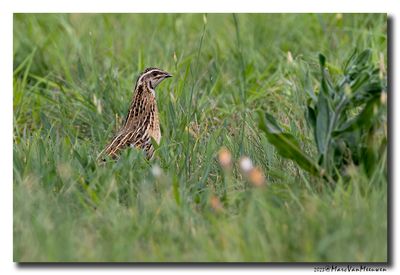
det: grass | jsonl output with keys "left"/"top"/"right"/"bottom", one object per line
{"left": 13, "top": 13, "right": 387, "bottom": 262}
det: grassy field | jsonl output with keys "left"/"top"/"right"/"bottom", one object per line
{"left": 13, "top": 14, "right": 387, "bottom": 262}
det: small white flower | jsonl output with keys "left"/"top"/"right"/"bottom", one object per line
{"left": 239, "top": 156, "right": 253, "bottom": 173}
{"left": 151, "top": 164, "right": 162, "bottom": 178}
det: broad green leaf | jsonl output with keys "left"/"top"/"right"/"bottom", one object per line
{"left": 333, "top": 97, "right": 379, "bottom": 136}
{"left": 261, "top": 112, "right": 283, "bottom": 133}
{"left": 304, "top": 70, "right": 317, "bottom": 102}
{"left": 318, "top": 53, "right": 326, "bottom": 68}
{"left": 306, "top": 106, "right": 316, "bottom": 130}
{"left": 315, "top": 91, "right": 330, "bottom": 154}
{"left": 350, "top": 78, "right": 383, "bottom": 106}
{"left": 258, "top": 111, "right": 320, "bottom": 176}
{"left": 350, "top": 71, "right": 370, "bottom": 92}
{"left": 355, "top": 49, "right": 372, "bottom": 66}
{"left": 319, "top": 53, "right": 335, "bottom": 97}
{"left": 343, "top": 49, "right": 358, "bottom": 73}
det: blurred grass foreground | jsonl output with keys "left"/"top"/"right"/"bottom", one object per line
{"left": 13, "top": 14, "right": 387, "bottom": 262}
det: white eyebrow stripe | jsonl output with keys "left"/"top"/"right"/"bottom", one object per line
{"left": 137, "top": 69, "right": 161, "bottom": 83}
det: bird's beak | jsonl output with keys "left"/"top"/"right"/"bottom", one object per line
{"left": 165, "top": 73, "right": 173, "bottom": 78}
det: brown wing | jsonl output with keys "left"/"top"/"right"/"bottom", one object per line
{"left": 100, "top": 122, "right": 154, "bottom": 160}
{"left": 101, "top": 128, "right": 152, "bottom": 159}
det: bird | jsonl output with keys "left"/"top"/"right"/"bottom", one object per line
{"left": 99, "top": 67, "right": 172, "bottom": 161}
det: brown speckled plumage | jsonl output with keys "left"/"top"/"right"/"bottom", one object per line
{"left": 100, "top": 67, "right": 171, "bottom": 160}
